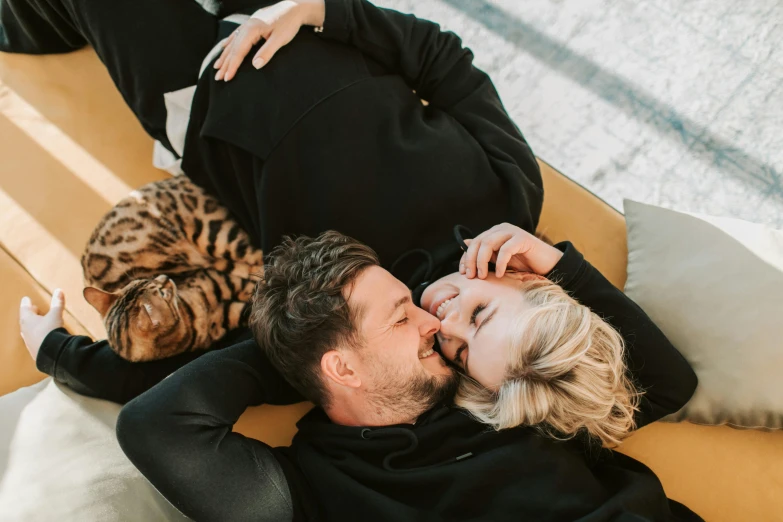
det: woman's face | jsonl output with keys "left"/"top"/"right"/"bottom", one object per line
{"left": 420, "top": 271, "right": 542, "bottom": 389}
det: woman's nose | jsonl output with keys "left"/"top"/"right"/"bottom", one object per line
{"left": 439, "top": 309, "right": 467, "bottom": 338}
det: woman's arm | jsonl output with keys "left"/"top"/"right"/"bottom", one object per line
{"left": 546, "top": 242, "right": 699, "bottom": 429}
{"left": 116, "top": 340, "right": 305, "bottom": 521}
{"left": 215, "top": 0, "right": 543, "bottom": 231}
{"left": 316, "top": 0, "right": 542, "bottom": 229}
{"left": 318, "top": 0, "right": 496, "bottom": 107}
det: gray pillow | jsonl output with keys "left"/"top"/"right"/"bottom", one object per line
{"left": 623, "top": 199, "right": 783, "bottom": 429}
{"left": 0, "top": 379, "right": 190, "bottom": 521}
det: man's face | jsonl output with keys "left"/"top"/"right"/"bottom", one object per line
{"left": 346, "top": 266, "right": 457, "bottom": 416}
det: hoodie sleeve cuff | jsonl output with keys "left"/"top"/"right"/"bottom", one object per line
{"left": 36, "top": 327, "right": 71, "bottom": 377}
{"left": 544, "top": 241, "right": 588, "bottom": 291}
{"left": 320, "top": 0, "right": 352, "bottom": 40}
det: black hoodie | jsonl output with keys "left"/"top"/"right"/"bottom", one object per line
{"left": 39, "top": 243, "right": 701, "bottom": 521}
{"left": 180, "top": 0, "right": 543, "bottom": 274}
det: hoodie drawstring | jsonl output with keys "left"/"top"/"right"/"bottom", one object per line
{"left": 390, "top": 225, "right": 497, "bottom": 306}
{"left": 361, "top": 427, "right": 474, "bottom": 471}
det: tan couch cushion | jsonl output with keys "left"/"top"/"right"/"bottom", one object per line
{"left": 2, "top": 47, "right": 781, "bottom": 522}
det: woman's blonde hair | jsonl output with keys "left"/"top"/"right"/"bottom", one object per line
{"left": 454, "top": 277, "right": 641, "bottom": 447}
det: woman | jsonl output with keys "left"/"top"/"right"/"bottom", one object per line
{"left": 422, "top": 223, "right": 647, "bottom": 447}
{"left": 412, "top": 222, "right": 638, "bottom": 446}
{"left": 212, "top": 0, "right": 685, "bottom": 448}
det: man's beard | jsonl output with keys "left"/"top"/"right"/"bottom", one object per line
{"left": 366, "top": 364, "right": 459, "bottom": 422}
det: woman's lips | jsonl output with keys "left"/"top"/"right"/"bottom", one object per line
{"left": 429, "top": 293, "right": 458, "bottom": 317}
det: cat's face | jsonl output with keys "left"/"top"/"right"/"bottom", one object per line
{"left": 84, "top": 275, "right": 188, "bottom": 361}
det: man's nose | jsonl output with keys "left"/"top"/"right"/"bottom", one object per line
{"left": 416, "top": 305, "right": 441, "bottom": 336}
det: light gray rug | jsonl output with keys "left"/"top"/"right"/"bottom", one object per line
{"left": 377, "top": 0, "right": 783, "bottom": 228}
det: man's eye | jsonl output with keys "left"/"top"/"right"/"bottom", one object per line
{"left": 455, "top": 343, "right": 468, "bottom": 368}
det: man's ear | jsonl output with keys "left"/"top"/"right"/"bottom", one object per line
{"left": 321, "top": 350, "right": 362, "bottom": 389}
{"left": 83, "top": 287, "right": 119, "bottom": 317}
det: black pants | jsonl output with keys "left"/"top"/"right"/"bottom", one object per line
{"left": 0, "top": 0, "right": 219, "bottom": 152}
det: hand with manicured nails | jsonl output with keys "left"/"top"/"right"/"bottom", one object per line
{"left": 19, "top": 289, "right": 65, "bottom": 361}
{"left": 459, "top": 223, "right": 564, "bottom": 280}
{"left": 213, "top": 0, "right": 326, "bottom": 82}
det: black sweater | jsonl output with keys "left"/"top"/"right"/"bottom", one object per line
{"left": 180, "top": 0, "right": 543, "bottom": 273}
{"left": 38, "top": 243, "right": 701, "bottom": 521}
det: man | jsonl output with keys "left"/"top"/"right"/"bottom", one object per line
{"left": 21, "top": 231, "right": 701, "bottom": 521}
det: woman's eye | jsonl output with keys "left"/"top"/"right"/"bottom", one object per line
{"left": 470, "top": 304, "right": 487, "bottom": 326}
{"left": 396, "top": 317, "right": 409, "bottom": 326}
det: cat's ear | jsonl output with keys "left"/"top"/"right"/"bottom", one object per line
{"left": 83, "top": 287, "right": 119, "bottom": 316}
{"left": 154, "top": 274, "right": 176, "bottom": 300}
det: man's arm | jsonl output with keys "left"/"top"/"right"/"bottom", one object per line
{"left": 546, "top": 242, "right": 699, "bottom": 429}
{"left": 20, "top": 289, "right": 301, "bottom": 406}
{"left": 21, "top": 293, "right": 308, "bottom": 520}
{"left": 116, "top": 339, "right": 304, "bottom": 521}
{"left": 19, "top": 290, "right": 197, "bottom": 404}
{"left": 34, "top": 325, "right": 304, "bottom": 405}
{"left": 36, "top": 328, "right": 208, "bottom": 404}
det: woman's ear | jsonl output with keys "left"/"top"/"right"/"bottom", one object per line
{"left": 504, "top": 271, "right": 548, "bottom": 283}
{"left": 321, "top": 350, "right": 362, "bottom": 389}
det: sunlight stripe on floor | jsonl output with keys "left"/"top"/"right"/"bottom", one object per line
{"left": 0, "top": 83, "right": 132, "bottom": 205}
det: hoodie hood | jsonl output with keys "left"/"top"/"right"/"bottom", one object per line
{"left": 293, "top": 405, "right": 477, "bottom": 473}
{"left": 285, "top": 405, "right": 689, "bottom": 522}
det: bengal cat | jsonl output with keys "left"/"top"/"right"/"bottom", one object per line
{"left": 81, "top": 176, "right": 263, "bottom": 362}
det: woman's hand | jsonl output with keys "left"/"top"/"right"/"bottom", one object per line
{"left": 214, "top": 0, "right": 326, "bottom": 82}
{"left": 460, "top": 223, "right": 564, "bottom": 279}
{"left": 19, "top": 290, "right": 65, "bottom": 361}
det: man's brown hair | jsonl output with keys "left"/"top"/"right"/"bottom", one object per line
{"left": 249, "top": 231, "right": 380, "bottom": 406}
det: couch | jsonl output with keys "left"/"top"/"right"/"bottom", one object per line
{"left": 1, "top": 48, "right": 781, "bottom": 521}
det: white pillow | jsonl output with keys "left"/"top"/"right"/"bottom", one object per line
{"left": 0, "top": 379, "right": 190, "bottom": 521}
{"left": 623, "top": 199, "right": 783, "bottom": 429}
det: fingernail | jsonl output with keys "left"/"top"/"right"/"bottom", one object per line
{"left": 21, "top": 296, "right": 31, "bottom": 306}
{"left": 253, "top": 58, "right": 265, "bottom": 69}
{"left": 459, "top": 263, "right": 465, "bottom": 273}
{"left": 215, "top": 70, "right": 223, "bottom": 81}
{"left": 213, "top": 62, "right": 220, "bottom": 69}
{"left": 466, "top": 268, "right": 472, "bottom": 277}
{"left": 54, "top": 288, "right": 62, "bottom": 298}
{"left": 478, "top": 269, "right": 484, "bottom": 278}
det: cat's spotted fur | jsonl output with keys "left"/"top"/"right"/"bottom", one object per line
{"left": 82, "top": 177, "right": 262, "bottom": 362}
